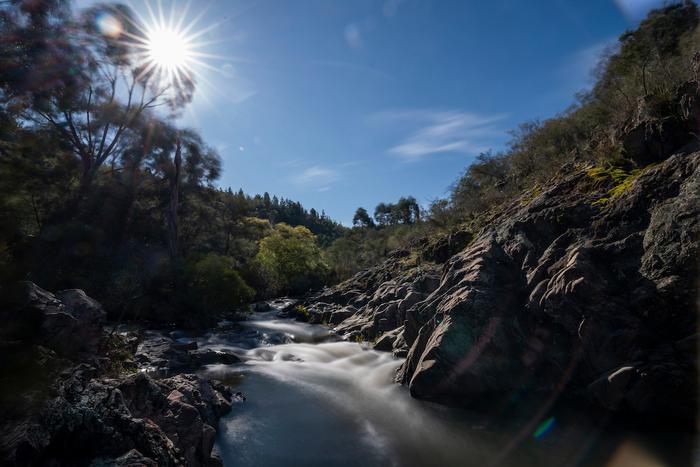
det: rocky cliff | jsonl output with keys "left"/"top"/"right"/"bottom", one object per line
{"left": 303, "top": 149, "right": 699, "bottom": 423}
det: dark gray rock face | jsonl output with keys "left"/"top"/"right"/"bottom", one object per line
{"left": 621, "top": 81, "right": 700, "bottom": 166}
{"left": 306, "top": 151, "right": 699, "bottom": 421}
{"left": 0, "top": 282, "right": 106, "bottom": 358}
{"left": 399, "top": 234, "right": 525, "bottom": 404}
{"left": 419, "top": 229, "right": 473, "bottom": 264}
{"left": 303, "top": 261, "right": 440, "bottom": 350}
{"left": 1, "top": 366, "right": 234, "bottom": 466}
{"left": 90, "top": 449, "right": 159, "bottom": 466}
{"left": 55, "top": 289, "right": 107, "bottom": 352}
{"left": 400, "top": 152, "right": 699, "bottom": 419}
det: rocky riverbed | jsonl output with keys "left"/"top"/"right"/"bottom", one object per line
{"left": 0, "top": 284, "right": 696, "bottom": 466}
{"left": 1, "top": 152, "right": 697, "bottom": 466}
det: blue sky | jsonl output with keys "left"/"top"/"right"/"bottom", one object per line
{"left": 79, "top": 0, "right": 668, "bottom": 224}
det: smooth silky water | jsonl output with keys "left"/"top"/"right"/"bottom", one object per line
{"left": 192, "top": 301, "right": 693, "bottom": 467}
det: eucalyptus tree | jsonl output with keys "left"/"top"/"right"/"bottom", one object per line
{"left": 352, "top": 207, "right": 374, "bottom": 228}
{"left": 1, "top": 2, "right": 195, "bottom": 199}
{"left": 142, "top": 121, "right": 220, "bottom": 259}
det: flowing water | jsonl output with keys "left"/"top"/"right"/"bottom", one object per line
{"left": 189, "top": 300, "right": 694, "bottom": 467}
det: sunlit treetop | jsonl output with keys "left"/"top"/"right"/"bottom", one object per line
{"left": 90, "top": 0, "right": 221, "bottom": 112}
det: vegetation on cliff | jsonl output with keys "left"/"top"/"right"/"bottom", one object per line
{"left": 326, "top": 1, "right": 700, "bottom": 280}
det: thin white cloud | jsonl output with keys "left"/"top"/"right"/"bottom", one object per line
{"left": 344, "top": 23, "right": 363, "bottom": 49}
{"left": 373, "top": 109, "right": 506, "bottom": 162}
{"left": 293, "top": 165, "right": 341, "bottom": 192}
{"left": 383, "top": 0, "right": 406, "bottom": 18}
{"left": 614, "top": 0, "right": 666, "bottom": 21}
{"left": 560, "top": 37, "right": 618, "bottom": 93}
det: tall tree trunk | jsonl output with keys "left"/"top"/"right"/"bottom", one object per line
{"left": 117, "top": 170, "right": 139, "bottom": 244}
{"left": 167, "top": 138, "right": 182, "bottom": 260}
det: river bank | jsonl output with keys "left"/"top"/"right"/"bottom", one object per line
{"left": 1, "top": 287, "right": 696, "bottom": 466}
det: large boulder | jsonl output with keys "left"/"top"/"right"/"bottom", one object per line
{"left": 620, "top": 81, "right": 700, "bottom": 165}
{"left": 398, "top": 235, "right": 524, "bottom": 404}
{"left": 0, "top": 282, "right": 106, "bottom": 358}
{"left": 0, "top": 281, "right": 63, "bottom": 341}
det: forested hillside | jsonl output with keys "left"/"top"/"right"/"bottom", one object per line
{"left": 0, "top": 1, "right": 344, "bottom": 326}
{"left": 326, "top": 0, "right": 700, "bottom": 280}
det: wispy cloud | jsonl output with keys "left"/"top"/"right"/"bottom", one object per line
{"left": 293, "top": 165, "right": 341, "bottom": 192}
{"left": 344, "top": 0, "right": 404, "bottom": 51}
{"left": 613, "top": 0, "right": 665, "bottom": 21}
{"left": 344, "top": 23, "right": 363, "bottom": 49}
{"left": 383, "top": 0, "right": 407, "bottom": 18}
{"left": 372, "top": 109, "right": 507, "bottom": 162}
{"left": 559, "top": 37, "right": 618, "bottom": 94}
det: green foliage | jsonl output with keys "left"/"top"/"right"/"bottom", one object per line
{"left": 255, "top": 223, "right": 330, "bottom": 296}
{"left": 185, "top": 254, "right": 255, "bottom": 311}
{"left": 352, "top": 207, "right": 374, "bottom": 228}
{"left": 325, "top": 222, "right": 431, "bottom": 282}
{"left": 443, "top": 1, "right": 699, "bottom": 222}
{"left": 102, "top": 333, "right": 137, "bottom": 377}
{"left": 324, "top": 3, "right": 700, "bottom": 278}
{"left": 587, "top": 165, "right": 650, "bottom": 206}
{"left": 295, "top": 304, "right": 310, "bottom": 318}
{"left": 373, "top": 197, "right": 421, "bottom": 226}
{"left": 587, "top": 166, "right": 627, "bottom": 183}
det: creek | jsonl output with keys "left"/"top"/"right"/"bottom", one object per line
{"left": 183, "top": 300, "right": 689, "bottom": 467}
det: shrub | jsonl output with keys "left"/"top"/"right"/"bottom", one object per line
{"left": 255, "top": 223, "right": 329, "bottom": 296}
{"left": 295, "top": 304, "right": 310, "bottom": 318}
{"left": 185, "top": 253, "right": 255, "bottom": 313}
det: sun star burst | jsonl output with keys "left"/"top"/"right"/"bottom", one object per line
{"left": 92, "top": 0, "right": 244, "bottom": 118}
{"left": 146, "top": 26, "right": 192, "bottom": 73}
{"left": 95, "top": 1, "right": 227, "bottom": 95}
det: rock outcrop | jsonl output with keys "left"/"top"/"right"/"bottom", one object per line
{"left": 0, "top": 283, "right": 237, "bottom": 466}
{"left": 2, "top": 366, "right": 235, "bottom": 466}
{"left": 300, "top": 252, "right": 441, "bottom": 356}
{"left": 1, "top": 282, "right": 106, "bottom": 358}
{"left": 135, "top": 332, "right": 240, "bottom": 374}
{"left": 306, "top": 150, "right": 699, "bottom": 422}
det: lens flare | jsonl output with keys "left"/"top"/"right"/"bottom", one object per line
{"left": 533, "top": 416, "right": 556, "bottom": 439}
{"left": 96, "top": 12, "right": 123, "bottom": 38}
{"left": 93, "top": 0, "right": 243, "bottom": 116}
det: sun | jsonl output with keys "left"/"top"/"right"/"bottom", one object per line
{"left": 93, "top": 0, "right": 236, "bottom": 112}
{"left": 146, "top": 26, "right": 192, "bottom": 71}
